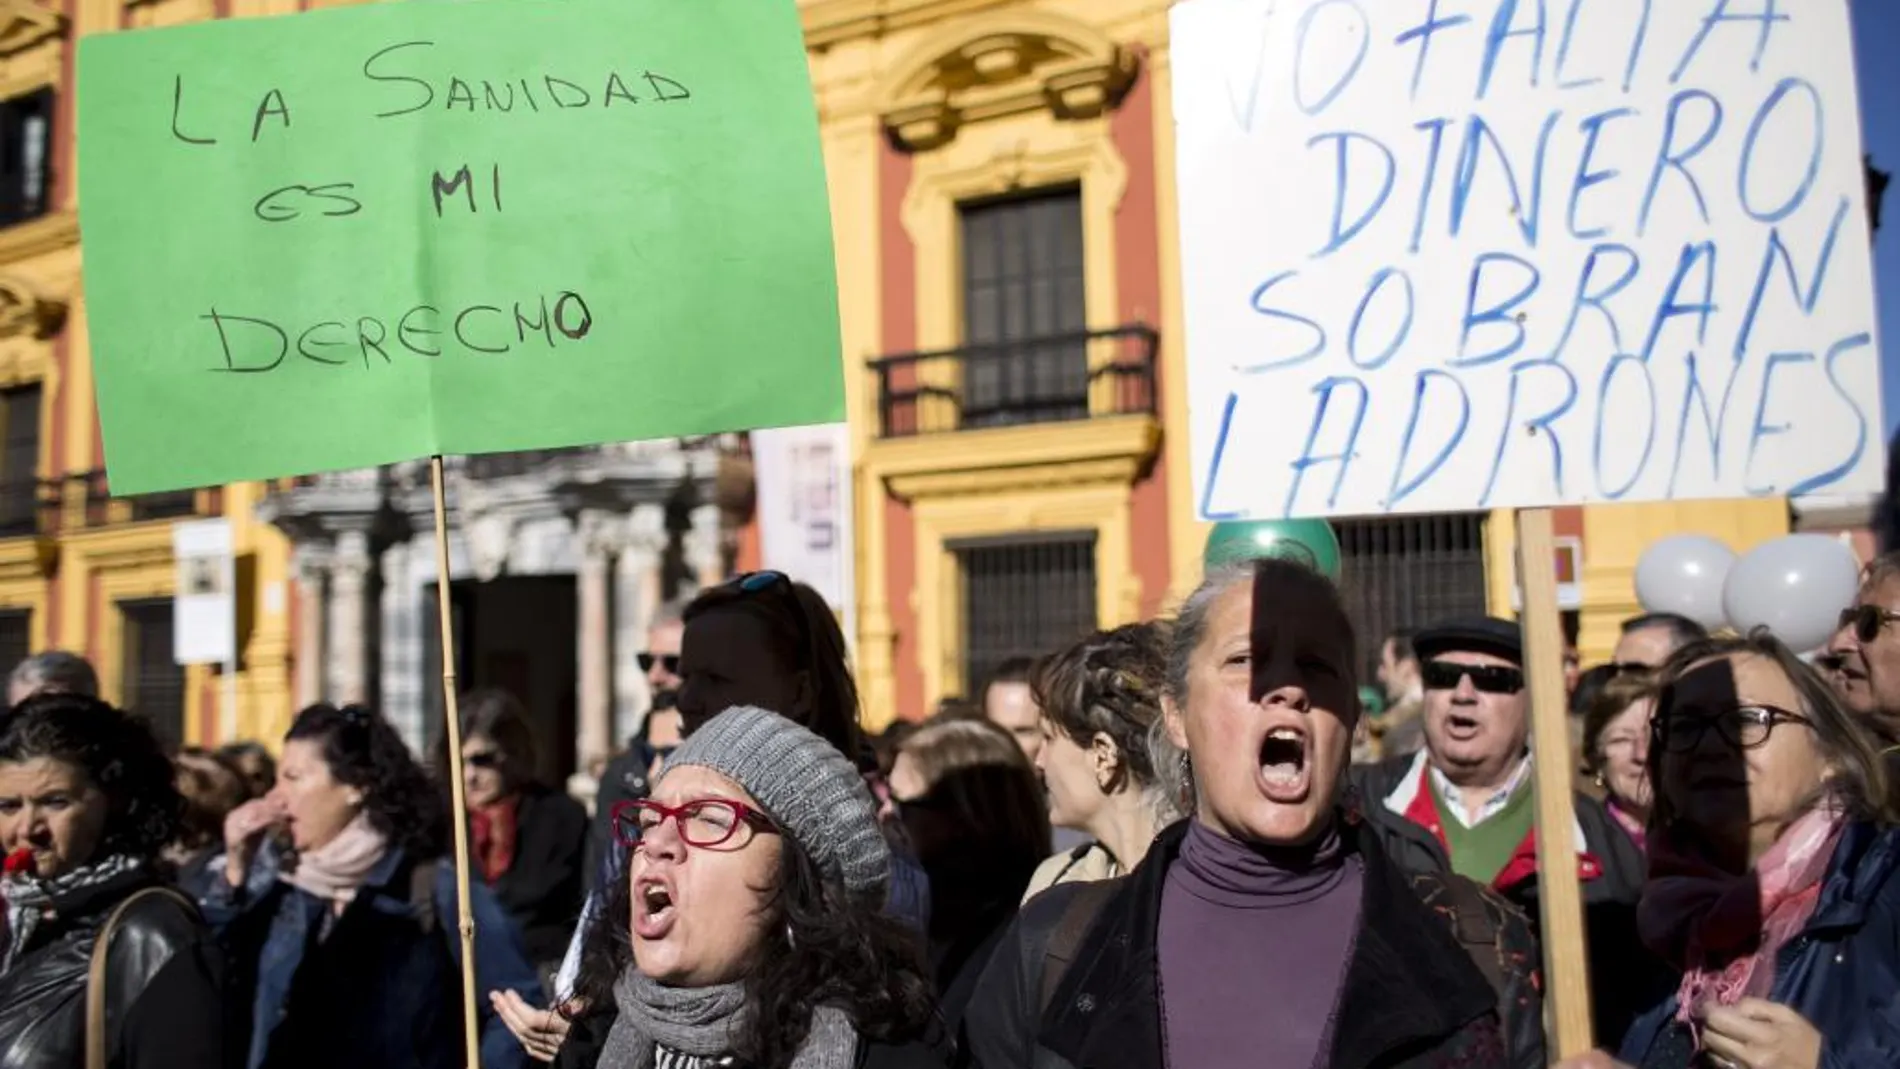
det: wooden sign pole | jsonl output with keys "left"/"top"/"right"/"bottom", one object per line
{"left": 430, "top": 455, "right": 482, "bottom": 1068}
{"left": 1516, "top": 506, "right": 1594, "bottom": 1060}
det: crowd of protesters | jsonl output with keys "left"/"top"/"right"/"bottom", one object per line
{"left": 0, "top": 548, "right": 1896, "bottom": 1069}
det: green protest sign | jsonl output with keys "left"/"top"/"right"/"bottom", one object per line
{"left": 78, "top": 0, "right": 841, "bottom": 495}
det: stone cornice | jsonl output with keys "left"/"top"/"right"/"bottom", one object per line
{"left": 801, "top": 0, "right": 1013, "bottom": 51}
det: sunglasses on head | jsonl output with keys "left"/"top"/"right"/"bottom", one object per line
{"left": 637, "top": 652, "right": 681, "bottom": 675}
{"left": 1839, "top": 604, "right": 1900, "bottom": 644}
{"left": 1421, "top": 660, "right": 1525, "bottom": 694}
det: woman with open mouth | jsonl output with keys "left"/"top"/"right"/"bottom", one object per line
{"left": 553, "top": 705, "right": 946, "bottom": 1069}
{"left": 961, "top": 556, "right": 1544, "bottom": 1069}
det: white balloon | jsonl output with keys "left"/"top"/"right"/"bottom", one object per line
{"left": 1722, "top": 535, "right": 1864, "bottom": 652}
{"left": 1634, "top": 535, "right": 1736, "bottom": 630}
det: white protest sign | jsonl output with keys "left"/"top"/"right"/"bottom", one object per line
{"left": 173, "top": 518, "right": 235, "bottom": 665}
{"left": 752, "top": 424, "right": 856, "bottom": 654}
{"left": 1173, "top": 0, "right": 1884, "bottom": 520}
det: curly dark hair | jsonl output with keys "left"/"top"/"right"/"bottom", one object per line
{"left": 1032, "top": 622, "right": 1173, "bottom": 791}
{"left": 0, "top": 693, "right": 181, "bottom": 862}
{"left": 284, "top": 703, "right": 447, "bottom": 860}
{"left": 568, "top": 834, "right": 938, "bottom": 1068}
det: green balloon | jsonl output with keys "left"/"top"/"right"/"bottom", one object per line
{"left": 1203, "top": 519, "right": 1342, "bottom": 578}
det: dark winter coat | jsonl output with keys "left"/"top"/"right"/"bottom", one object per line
{"left": 960, "top": 815, "right": 1545, "bottom": 1069}
{"left": 483, "top": 784, "right": 590, "bottom": 967}
{"left": 200, "top": 842, "right": 543, "bottom": 1069}
{"left": 1351, "top": 754, "right": 1670, "bottom": 1048}
{"left": 1620, "top": 821, "right": 1900, "bottom": 1069}
{"left": 0, "top": 872, "right": 223, "bottom": 1069}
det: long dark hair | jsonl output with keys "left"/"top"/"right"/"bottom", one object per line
{"left": 0, "top": 693, "right": 180, "bottom": 863}
{"left": 683, "top": 574, "right": 864, "bottom": 762}
{"left": 285, "top": 703, "right": 447, "bottom": 860}
{"left": 567, "top": 835, "right": 937, "bottom": 1067}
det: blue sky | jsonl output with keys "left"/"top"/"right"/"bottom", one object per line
{"left": 1853, "top": 0, "right": 1900, "bottom": 435}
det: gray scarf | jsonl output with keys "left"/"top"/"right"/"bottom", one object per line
{"left": 600, "top": 968, "right": 860, "bottom": 1069}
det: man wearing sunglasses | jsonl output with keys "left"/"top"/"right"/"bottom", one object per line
{"left": 1355, "top": 617, "right": 1651, "bottom": 1043}
{"left": 1822, "top": 555, "right": 1900, "bottom": 748}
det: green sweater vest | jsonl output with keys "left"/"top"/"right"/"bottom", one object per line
{"left": 1430, "top": 774, "right": 1535, "bottom": 885}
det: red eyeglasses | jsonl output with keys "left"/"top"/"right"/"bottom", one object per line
{"left": 612, "top": 798, "right": 778, "bottom": 849}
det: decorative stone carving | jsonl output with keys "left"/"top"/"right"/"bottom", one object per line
{"left": 0, "top": 276, "right": 64, "bottom": 339}
{"left": 464, "top": 511, "right": 514, "bottom": 582}
{"left": 0, "top": 0, "right": 62, "bottom": 57}
{"left": 880, "top": 17, "right": 1139, "bottom": 152}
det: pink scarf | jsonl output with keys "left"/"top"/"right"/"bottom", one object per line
{"left": 279, "top": 814, "right": 390, "bottom": 907}
{"left": 1638, "top": 804, "right": 1845, "bottom": 1033}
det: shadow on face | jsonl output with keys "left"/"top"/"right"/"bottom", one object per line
{"left": 1165, "top": 568, "right": 1356, "bottom": 848}
{"left": 1656, "top": 653, "right": 1831, "bottom": 875}
{"left": 676, "top": 608, "right": 806, "bottom": 737}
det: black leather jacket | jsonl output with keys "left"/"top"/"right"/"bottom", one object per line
{"left": 0, "top": 874, "right": 224, "bottom": 1069}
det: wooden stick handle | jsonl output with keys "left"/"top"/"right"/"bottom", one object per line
{"left": 1517, "top": 506, "right": 1595, "bottom": 1059}
{"left": 431, "top": 455, "right": 482, "bottom": 1069}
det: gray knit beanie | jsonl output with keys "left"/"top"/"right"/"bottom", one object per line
{"left": 661, "top": 705, "right": 891, "bottom": 902}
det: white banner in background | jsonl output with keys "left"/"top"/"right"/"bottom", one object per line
{"left": 172, "top": 518, "right": 235, "bottom": 665}
{"left": 752, "top": 424, "right": 856, "bottom": 652}
{"left": 1173, "top": 0, "right": 1884, "bottom": 520}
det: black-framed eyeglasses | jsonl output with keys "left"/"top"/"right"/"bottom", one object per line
{"left": 637, "top": 652, "right": 681, "bottom": 675}
{"left": 1656, "top": 703, "right": 1813, "bottom": 754}
{"left": 1421, "top": 660, "right": 1524, "bottom": 695}
{"left": 612, "top": 798, "right": 777, "bottom": 849}
{"left": 1839, "top": 604, "right": 1900, "bottom": 644}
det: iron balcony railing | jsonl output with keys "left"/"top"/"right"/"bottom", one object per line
{"left": 869, "top": 324, "right": 1159, "bottom": 439}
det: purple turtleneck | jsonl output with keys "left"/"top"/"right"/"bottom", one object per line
{"left": 1157, "top": 820, "right": 1364, "bottom": 1069}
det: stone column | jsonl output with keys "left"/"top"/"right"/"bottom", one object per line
{"left": 379, "top": 540, "right": 426, "bottom": 752}
{"left": 576, "top": 512, "right": 619, "bottom": 772}
{"left": 292, "top": 545, "right": 329, "bottom": 710}
{"left": 326, "top": 529, "right": 373, "bottom": 705}
{"left": 613, "top": 504, "right": 669, "bottom": 741}
{"left": 685, "top": 503, "right": 724, "bottom": 587}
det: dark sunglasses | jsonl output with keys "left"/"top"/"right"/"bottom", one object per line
{"left": 637, "top": 652, "right": 681, "bottom": 675}
{"left": 464, "top": 751, "right": 502, "bottom": 770}
{"left": 1421, "top": 660, "right": 1525, "bottom": 694}
{"left": 1839, "top": 605, "right": 1900, "bottom": 644}
{"left": 1655, "top": 703, "right": 1811, "bottom": 754}
{"left": 612, "top": 798, "right": 776, "bottom": 849}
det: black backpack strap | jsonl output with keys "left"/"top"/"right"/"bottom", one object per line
{"left": 410, "top": 859, "right": 438, "bottom": 935}
{"left": 1036, "top": 878, "right": 1116, "bottom": 1016}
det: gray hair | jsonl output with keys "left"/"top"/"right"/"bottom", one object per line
{"left": 1153, "top": 562, "right": 1258, "bottom": 817}
{"left": 1164, "top": 562, "right": 1258, "bottom": 704}
{"left": 9, "top": 651, "right": 99, "bottom": 702}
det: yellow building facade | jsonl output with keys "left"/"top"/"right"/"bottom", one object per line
{"left": 0, "top": 0, "right": 295, "bottom": 746}
{"left": 802, "top": 0, "right": 1795, "bottom": 723}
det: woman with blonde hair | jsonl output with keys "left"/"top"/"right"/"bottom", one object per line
{"left": 1024, "top": 622, "right": 1183, "bottom": 898}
